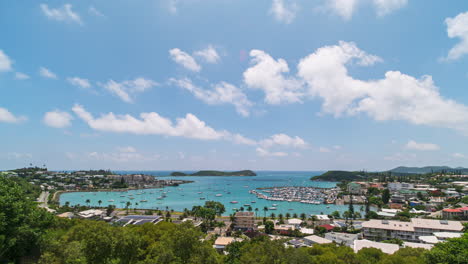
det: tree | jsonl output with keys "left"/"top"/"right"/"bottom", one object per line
{"left": 255, "top": 207, "right": 259, "bottom": 216}
{"left": 106, "top": 205, "right": 115, "bottom": 216}
{"left": 285, "top": 212, "right": 291, "bottom": 219}
{"left": 349, "top": 195, "right": 355, "bottom": 218}
{"left": 425, "top": 233, "right": 468, "bottom": 264}
{"left": 382, "top": 189, "right": 390, "bottom": 204}
{"left": 331, "top": 211, "right": 340, "bottom": 219}
{"left": 263, "top": 206, "right": 268, "bottom": 217}
{"left": 85, "top": 199, "right": 91, "bottom": 207}
{"left": 204, "top": 201, "right": 225, "bottom": 216}
{"left": 98, "top": 200, "right": 102, "bottom": 207}
{"left": 300, "top": 213, "right": 306, "bottom": 221}
{"left": 0, "top": 177, "right": 55, "bottom": 262}
{"left": 265, "top": 221, "right": 275, "bottom": 234}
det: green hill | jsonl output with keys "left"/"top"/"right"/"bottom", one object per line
{"left": 170, "top": 170, "right": 256, "bottom": 176}
{"left": 389, "top": 166, "right": 468, "bottom": 174}
{"left": 311, "top": 171, "right": 369, "bottom": 181}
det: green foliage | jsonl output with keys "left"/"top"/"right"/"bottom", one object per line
{"left": 424, "top": 233, "right": 468, "bottom": 264}
{"left": 382, "top": 189, "right": 390, "bottom": 204}
{"left": 264, "top": 221, "right": 274, "bottom": 234}
{"left": 0, "top": 176, "right": 55, "bottom": 262}
{"left": 461, "top": 196, "right": 468, "bottom": 204}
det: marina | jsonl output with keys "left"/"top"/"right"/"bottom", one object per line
{"left": 59, "top": 171, "right": 353, "bottom": 216}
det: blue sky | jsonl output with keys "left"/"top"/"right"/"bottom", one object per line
{"left": 2, "top": 0, "right": 468, "bottom": 171}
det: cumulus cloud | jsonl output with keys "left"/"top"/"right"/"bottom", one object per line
{"left": 40, "top": 3, "right": 82, "bottom": 24}
{"left": 89, "top": 6, "right": 105, "bottom": 17}
{"left": 15, "top": 72, "right": 30, "bottom": 80}
{"left": 244, "top": 49, "right": 303, "bottom": 104}
{"left": 373, "top": 0, "right": 408, "bottom": 16}
{"left": 72, "top": 104, "right": 227, "bottom": 140}
{"left": 170, "top": 78, "right": 252, "bottom": 116}
{"left": 444, "top": 11, "right": 468, "bottom": 61}
{"left": 100, "top": 77, "right": 157, "bottom": 103}
{"left": 68, "top": 77, "right": 91, "bottom": 89}
{"left": 0, "top": 108, "right": 26, "bottom": 123}
{"left": 0, "top": 50, "right": 12, "bottom": 72}
{"left": 169, "top": 48, "right": 201, "bottom": 72}
{"left": 405, "top": 140, "right": 440, "bottom": 151}
{"left": 256, "top": 147, "right": 288, "bottom": 157}
{"left": 39, "top": 67, "right": 58, "bottom": 79}
{"left": 260, "top": 133, "right": 307, "bottom": 149}
{"left": 194, "top": 45, "right": 221, "bottom": 64}
{"left": 297, "top": 41, "right": 468, "bottom": 133}
{"left": 270, "top": 0, "right": 298, "bottom": 24}
{"left": 43, "top": 110, "right": 73, "bottom": 128}
{"left": 452, "top": 152, "right": 466, "bottom": 159}
{"left": 324, "top": 0, "right": 407, "bottom": 20}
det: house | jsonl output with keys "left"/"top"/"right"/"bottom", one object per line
{"left": 318, "top": 224, "right": 335, "bottom": 232}
{"left": 403, "top": 242, "right": 433, "bottom": 250}
{"left": 353, "top": 240, "right": 399, "bottom": 254}
{"left": 325, "top": 232, "right": 359, "bottom": 246}
{"left": 275, "top": 224, "right": 296, "bottom": 235}
{"left": 303, "top": 235, "right": 333, "bottom": 246}
{"left": 348, "top": 182, "right": 366, "bottom": 195}
{"left": 287, "top": 218, "right": 302, "bottom": 228}
{"left": 442, "top": 207, "right": 468, "bottom": 220}
{"left": 213, "top": 237, "right": 242, "bottom": 251}
{"left": 388, "top": 182, "right": 414, "bottom": 191}
{"left": 57, "top": 212, "right": 74, "bottom": 219}
{"left": 419, "top": 232, "right": 463, "bottom": 244}
{"left": 233, "top": 211, "right": 256, "bottom": 231}
{"left": 78, "top": 209, "right": 104, "bottom": 219}
{"left": 314, "top": 214, "right": 332, "bottom": 225}
{"left": 115, "top": 215, "right": 162, "bottom": 226}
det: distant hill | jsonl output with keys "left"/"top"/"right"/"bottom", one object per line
{"left": 170, "top": 170, "right": 256, "bottom": 176}
{"left": 389, "top": 166, "right": 468, "bottom": 174}
{"left": 311, "top": 171, "right": 369, "bottom": 181}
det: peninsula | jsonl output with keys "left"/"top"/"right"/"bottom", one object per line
{"left": 170, "top": 170, "right": 256, "bottom": 176}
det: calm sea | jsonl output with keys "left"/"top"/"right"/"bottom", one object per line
{"left": 60, "top": 171, "right": 357, "bottom": 216}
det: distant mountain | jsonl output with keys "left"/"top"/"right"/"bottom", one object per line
{"left": 389, "top": 166, "right": 468, "bottom": 174}
{"left": 170, "top": 170, "right": 256, "bottom": 176}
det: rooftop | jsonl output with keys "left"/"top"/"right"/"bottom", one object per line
{"left": 353, "top": 240, "right": 399, "bottom": 254}
{"left": 304, "top": 235, "right": 333, "bottom": 244}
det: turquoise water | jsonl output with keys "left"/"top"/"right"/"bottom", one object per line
{"left": 60, "top": 171, "right": 356, "bottom": 216}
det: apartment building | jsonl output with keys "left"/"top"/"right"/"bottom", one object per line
{"left": 362, "top": 218, "right": 463, "bottom": 242}
{"left": 233, "top": 211, "right": 256, "bottom": 231}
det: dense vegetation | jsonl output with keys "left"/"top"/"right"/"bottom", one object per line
{"left": 311, "top": 171, "right": 372, "bottom": 181}
{"left": 1, "top": 176, "right": 467, "bottom": 263}
{"left": 170, "top": 170, "right": 257, "bottom": 176}
{"left": 389, "top": 166, "right": 468, "bottom": 174}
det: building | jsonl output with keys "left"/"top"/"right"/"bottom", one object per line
{"left": 325, "top": 232, "right": 359, "bottom": 246}
{"left": 287, "top": 218, "right": 302, "bottom": 228}
{"left": 303, "top": 235, "right": 333, "bottom": 246}
{"left": 353, "top": 240, "right": 400, "bottom": 254}
{"left": 275, "top": 224, "right": 296, "bottom": 235}
{"left": 419, "top": 232, "right": 463, "bottom": 244}
{"left": 362, "top": 219, "right": 463, "bottom": 242}
{"left": 348, "top": 182, "right": 366, "bottom": 195}
{"left": 213, "top": 237, "right": 242, "bottom": 251}
{"left": 78, "top": 209, "right": 104, "bottom": 219}
{"left": 442, "top": 207, "right": 468, "bottom": 220}
{"left": 115, "top": 215, "right": 162, "bottom": 226}
{"left": 233, "top": 211, "right": 256, "bottom": 231}
{"left": 388, "top": 182, "right": 414, "bottom": 191}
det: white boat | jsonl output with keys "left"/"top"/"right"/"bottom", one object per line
{"left": 215, "top": 194, "right": 222, "bottom": 197}
{"left": 108, "top": 199, "right": 114, "bottom": 202}
{"left": 140, "top": 200, "right": 147, "bottom": 202}
{"left": 230, "top": 201, "right": 238, "bottom": 204}
{"left": 272, "top": 204, "right": 278, "bottom": 206}
{"left": 269, "top": 207, "right": 277, "bottom": 210}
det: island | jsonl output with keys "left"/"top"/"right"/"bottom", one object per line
{"left": 311, "top": 170, "right": 369, "bottom": 181}
{"left": 170, "top": 170, "right": 257, "bottom": 176}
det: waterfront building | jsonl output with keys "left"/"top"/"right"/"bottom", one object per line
{"left": 325, "top": 232, "right": 359, "bottom": 246}
{"left": 233, "top": 211, "right": 256, "bottom": 231}
{"left": 362, "top": 219, "right": 463, "bottom": 242}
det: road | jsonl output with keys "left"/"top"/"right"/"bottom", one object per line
{"left": 37, "top": 191, "right": 49, "bottom": 208}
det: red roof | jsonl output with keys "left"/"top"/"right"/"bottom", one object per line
{"left": 319, "top": 224, "right": 335, "bottom": 231}
{"left": 443, "top": 209, "right": 462, "bottom": 213}
{"left": 460, "top": 206, "right": 468, "bottom": 211}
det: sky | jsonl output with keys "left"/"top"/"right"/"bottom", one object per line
{"left": 2, "top": 0, "right": 468, "bottom": 171}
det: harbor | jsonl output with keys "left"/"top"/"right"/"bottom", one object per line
{"left": 250, "top": 186, "right": 339, "bottom": 204}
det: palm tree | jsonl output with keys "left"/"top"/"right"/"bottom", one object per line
{"left": 239, "top": 207, "right": 245, "bottom": 212}
{"left": 263, "top": 206, "right": 269, "bottom": 217}
{"left": 300, "top": 213, "right": 306, "bottom": 221}
{"left": 293, "top": 213, "right": 298, "bottom": 218}
{"left": 126, "top": 201, "right": 131, "bottom": 214}
{"left": 247, "top": 206, "right": 253, "bottom": 212}
{"left": 255, "top": 208, "right": 259, "bottom": 217}
{"left": 65, "top": 201, "right": 70, "bottom": 207}
{"left": 85, "top": 199, "right": 91, "bottom": 207}
{"left": 98, "top": 200, "right": 102, "bottom": 207}
{"left": 270, "top": 213, "right": 276, "bottom": 219}
{"left": 285, "top": 212, "right": 291, "bottom": 220}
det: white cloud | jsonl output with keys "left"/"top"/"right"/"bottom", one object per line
{"left": 230, "top": 134, "right": 257, "bottom": 146}
{"left": 244, "top": 49, "right": 303, "bottom": 104}
{"left": 444, "top": 11, "right": 468, "bottom": 61}
{"left": 87, "top": 150, "right": 160, "bottom": 162}
{"left": 319, "top": 147, "right": 331, "bottom": 153}
{"left": 452, "top": 153, "right": 466, "bottom": 159}
{"left": 194, "top": 45, "right": 221, "bottom": 64}
{"left": 260, "top": 133, "right": 307, "bottom": 149}
{"left": 297, "top": 41, "right": 468, "bottom": 133}
{"left": 40, "top": 3, "right": 82, "bottom": 25}
{"left": 269, "top": 0, "right": 298, "bottom": 24}
{"left": 0, "top": 50, "right": 12, "bottom": 72}
{"left": 72, "top": 104, "right": 227, "bottom": 140}
{"left": 67, "top": 77, "right": 91, "bottom": 89}
{"left": 169, "top": 48, "right": 201, "bottom": 72}
{"left": 0, "top": 108, "right": 26, "bottom": 123}
{"left": 15, "top": 72, "right": 30, "bottom": 80}
{"left": 7, "top": 152, "right": 33, "bottom": 160}
{"left": 373, "top": 0, "right": 408, "bottom": 16}
{"left": 324, "top": 0, "right": 407, "bottom": 20}
{"left": 39, "top": 67, "right": 58, "bottom": 79}
{"left": 100, "top": 78, "right": 157, "bottom": 103}
{"left": 256, "top": 147, "right": 288, "bottom": 157}
{"left": 117, "top": 146, "right": 137, "bottom": 153}
{"left": 168, "top": 0, "right": 179, "bottom": 14}
{"left": 405, "top": 140, "right": 440, "bottom": 151}
{"left": 170, "top": 78, "right": 252, "bottom": 116}
{"left": 89, "top": 6, "right": 105, "bottom": 17}
{"left": 43, "top": 110, "right": 73, "bottom": 128}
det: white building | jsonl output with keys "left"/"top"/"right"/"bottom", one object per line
{"left": 353, "top": 240, "right": 400, "bottom": 254}
{"left": 325, "top": 232, "right": 359, "bottom": 246}
{"left": 303, "top": 235, "right": 332, "bottom": 246}
{"left": 362, "top": 219, "right": 463, "bottom": 242}
{"left": 388, "top": 182, "right": 414, "bottom": 191}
